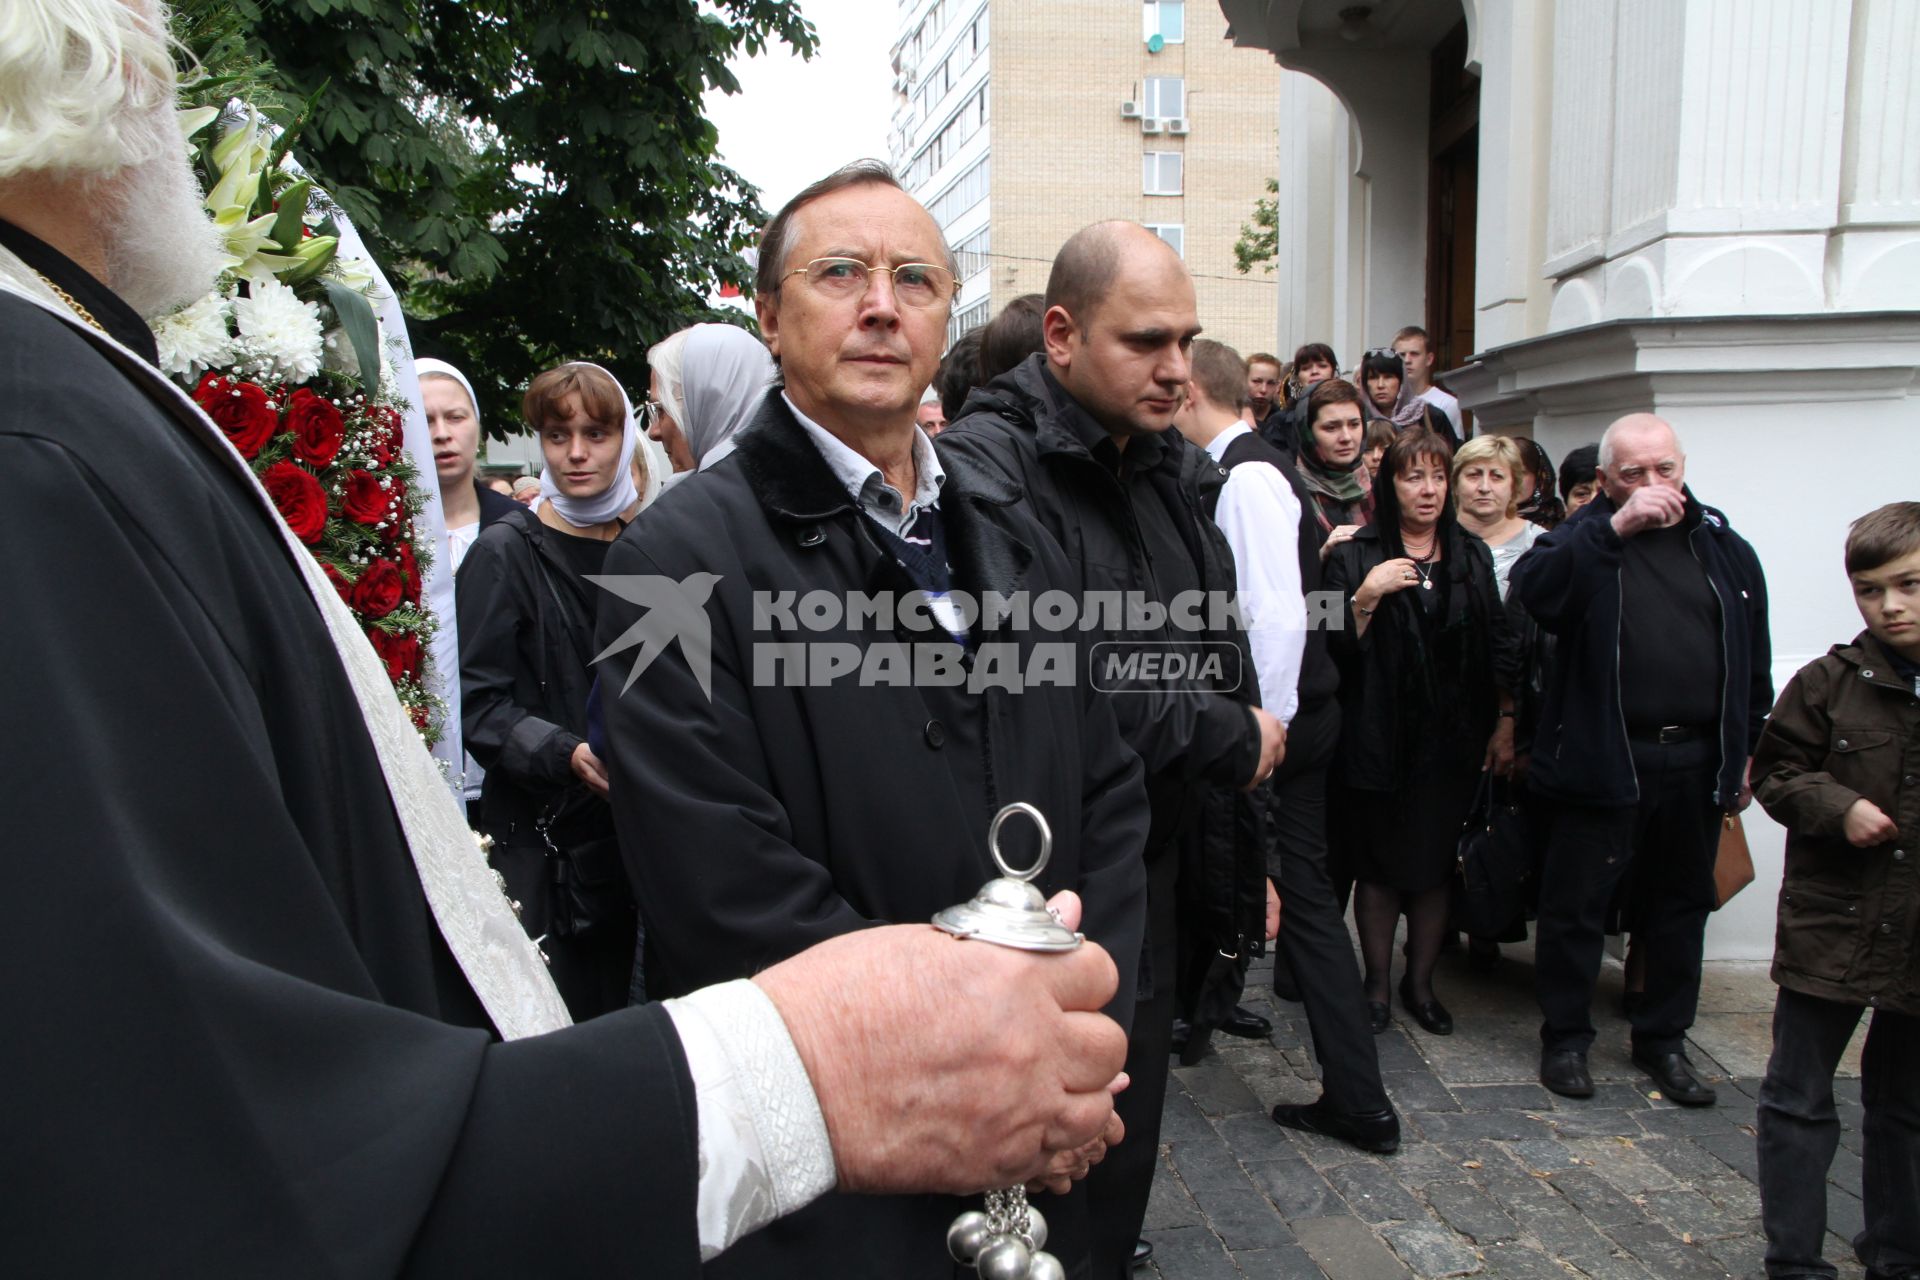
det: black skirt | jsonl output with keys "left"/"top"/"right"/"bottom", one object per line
{"left": 1341, "top": 761, "right": 1480, "bottom": 893}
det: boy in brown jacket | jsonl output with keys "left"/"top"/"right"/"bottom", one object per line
{"left": 1752, "top": 501, "right": 1920, "bottom": 1280}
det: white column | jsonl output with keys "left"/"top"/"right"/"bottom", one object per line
{"left": 1833, "top": 0, "right": 1920, "bottom": 308}
{"left": 1473, "top": 0, "right": 1555, "bottom": 351}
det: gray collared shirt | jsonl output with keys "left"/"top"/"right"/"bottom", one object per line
{"left": 783, "top": 393, "right": 945, "bottom": 538}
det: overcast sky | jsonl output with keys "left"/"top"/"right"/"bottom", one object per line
{"left": 704, "top": 1, "right": 897, "bottom": 219}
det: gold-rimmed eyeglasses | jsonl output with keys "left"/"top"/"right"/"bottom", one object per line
{"left": 782, "top": 257, "right": 955, "bottom": 307}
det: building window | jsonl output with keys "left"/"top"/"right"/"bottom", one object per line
{"left": 1145, "top": 223, "right": 1184, "bottom": 258}
{"left": 955, "top": 226, "right": 991, "bottom": 280}
{"left": 1142, "top": 152, "right": 1182, "bottom": 195}
{"left": 949, "top": 299, "right": 989, "bottom": 347}
{"left": 1143, "top": 77, "right": 1184, "bottom": 121}
{"left": 1143, "top": 1, "right": 1184, "bottom": 44}
{"left": 909, "top": 86, "right": 988, "bottom": 190}
{"left": 927, "top": 156, "right": 989, "bottom": 228}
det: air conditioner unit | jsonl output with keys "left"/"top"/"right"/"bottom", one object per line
{"left": 1120, "top": 100, "right": 1141, "bottom": 118}
{"left": 1165, "top": 117, "right": 1190, "bottom": 135}
{"left": 1141, "top": 119, "right": 1165, "bottom": 135}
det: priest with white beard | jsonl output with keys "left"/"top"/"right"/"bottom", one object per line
{"left": 0, "top": 2, "right": 1131, "bottom": 1273}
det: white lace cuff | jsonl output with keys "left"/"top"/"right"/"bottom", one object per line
{"left": 663, "top": 980, "right": 836, "bottom": 1260}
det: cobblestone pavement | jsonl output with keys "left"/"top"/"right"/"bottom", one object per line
{"left": 1142, "top": 944, "right": 1870, "bottom": 1280}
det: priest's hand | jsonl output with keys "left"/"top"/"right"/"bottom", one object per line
{"left": 753, "top": 891, "right": 1127, "bottom": 1197}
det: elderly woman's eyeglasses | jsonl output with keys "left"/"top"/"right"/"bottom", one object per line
{"left": 782, "top": 257, "right": 955, "bottom": 307}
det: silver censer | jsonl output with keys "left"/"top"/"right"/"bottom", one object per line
{"left": 932, "top": 802, "right": 1081, "bottom": 1280}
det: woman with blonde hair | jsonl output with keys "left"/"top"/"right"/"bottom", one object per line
{"left": 1452, "top": 435, "right": 1543, "bottom": 602}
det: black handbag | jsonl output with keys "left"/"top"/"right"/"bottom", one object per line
{"left": 1453, "top": 774, "right": 1529, "bottom": 939}
{"left": 536, "top": 785, "right": 634, "bottom": 940}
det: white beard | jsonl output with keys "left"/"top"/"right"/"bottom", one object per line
{"left": 98, "top": 101, "right": 225, "bottom": 321}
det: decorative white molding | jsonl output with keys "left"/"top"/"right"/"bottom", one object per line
{"left": 1448, "top": 311, "right": 1920, "bottom": 427}
{"left": 1840, "top": 0, "right": 1920, "bottom": 224}
{"left": 1674, "top": 0, "right": 1850, "bottom": 228}
{"left": 1609, "top": 0, "right": 1684, "bottom": 233}
{"left": 1545, "top": 0, "right": 1617, "bottom": 265}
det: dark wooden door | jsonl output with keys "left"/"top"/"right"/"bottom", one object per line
{"left": 1426, "top": 20, "right": 1479, "bottom": 378}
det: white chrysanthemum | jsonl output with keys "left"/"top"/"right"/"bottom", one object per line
{"left": 232, "top": 278, "right": 324, "bottom": 383}
{"left": 152, "top": 291, "right": 234, "bottom": 380}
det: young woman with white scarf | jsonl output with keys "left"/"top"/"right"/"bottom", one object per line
{"left": 455, "top": 361, "right": 666, "bottom": 1019}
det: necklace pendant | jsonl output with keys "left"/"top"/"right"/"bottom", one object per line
{"left": 1422, "top": 579, "right": 1433, "bottom": 590}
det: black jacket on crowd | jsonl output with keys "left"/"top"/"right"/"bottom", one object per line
{"left": 1322, "top": 523, "right": 1521, "bottom": 792}
{"left": 594, "top": 390, "right": 1149, "bottom": 1279}
{"left": 473, "top": 476, "right": 521, "bottom": 527}
{"left": 1509, "top": 489, "right": 1772, "bottom": 809}
{"left": 939, "top": 355, "right": 1267, "bottom": 975}
{"left": 457, "top": 508, "right": 605, "bottom": 841}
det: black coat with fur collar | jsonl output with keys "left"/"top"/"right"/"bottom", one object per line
{"left": 595, "top": 390, "right": 1149, "bottom": 1279}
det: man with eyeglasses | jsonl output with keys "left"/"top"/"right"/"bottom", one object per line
{"left": 594, "top": 161, "right": 1149, "bottom": 1278}
{"left": 1511, "top": 413, "right": 1772, "bottom": 1109}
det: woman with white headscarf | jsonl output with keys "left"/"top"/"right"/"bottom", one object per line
{"left": 645, "top": 322, "right": 774, "bottom": 483}
{"left": 416, "top": 357, "right": 519, "bottom": 572}
{"left": 455, "top": 361, "right": 659, "bottom": 1020}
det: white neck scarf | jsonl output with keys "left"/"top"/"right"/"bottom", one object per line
{"left": 537, "top": 361, "right": 642, "bottom": 526}
{"left": 0, "top": 262, "right": 571, "bottom": 1040}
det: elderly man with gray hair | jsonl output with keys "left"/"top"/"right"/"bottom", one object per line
{"left": 1511, "top": 414, "right": 1772, "bottom": 1107}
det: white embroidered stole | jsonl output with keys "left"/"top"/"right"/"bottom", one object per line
{"left": 0, "top": 267, "right": 571, "bottom": 1039}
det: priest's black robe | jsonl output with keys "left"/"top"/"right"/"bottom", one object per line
{"left": 0, "top": 238, "right": 702, "bottom": 1275}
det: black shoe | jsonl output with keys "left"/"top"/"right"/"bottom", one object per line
{"left": 1219, "top": 1004, "right": 1273, "bottom": 1040}
{"left": 1540, "top": 1048, "right": 1594, "bottom": 1098}
{"left": 1398, "top": 976, "right": 1453, "bottom": 1036}
{"left": 1633, "top": 1049, "right": 1716, "bottom": 1106}
{"left": 1169, "top": 1017, "right": 1191, "bottom": 1057}
{"left": 1271, "top": 1099, "right": 1402, "bottom": 1154}
{"left": 1132, "top": 1238, "right": 1154, "bottom": 1268}
{"left": 1368, "top": 1001, "right": 1391, "bottom": 1034}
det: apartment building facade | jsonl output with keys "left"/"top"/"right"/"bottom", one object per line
{"left": 888, "top": 0, "right": 1284, "bottom": 355}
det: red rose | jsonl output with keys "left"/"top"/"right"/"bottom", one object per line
{"left": 286, "top": 389, "right": 346, "bottom": 468}
{"left": 370, "top": 628, "right": 423, "bottom": 684}
{"left": 321, "top": 563, "right": 353, "bottom": 605}
{"left": 394, "top": 540, "right": 422, "bottom": 605}
{"left": 193, "top": 373, "right": 277, "bottom": 460}
{"left": 342, "top": 470, "right": 398, "bottom": 525}
{"left": 262, "top": 460, "right": 327, "bottom": 544}
{"left": 351, "top": 558, "right": 405, "bottom": 620}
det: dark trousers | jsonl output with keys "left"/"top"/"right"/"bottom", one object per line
{"left": 1535, "top": 737, "right": 1721, "bottom": 1054}
{"left": 1271, "top": 700, "right": 1388, "bottom": 1114}
{"left": 1758, "top": 987, "right": 1920, "bottom": 1278}
{"left": 1087, "top": 851, "right": 1178, "bottom": 1279}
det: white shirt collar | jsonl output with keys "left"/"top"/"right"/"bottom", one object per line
{"left": 1202, "top": 420, "right": 1254, "bottom": 463}
{"left": 783, "top": 392, "right": 946, "bottom": 535}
